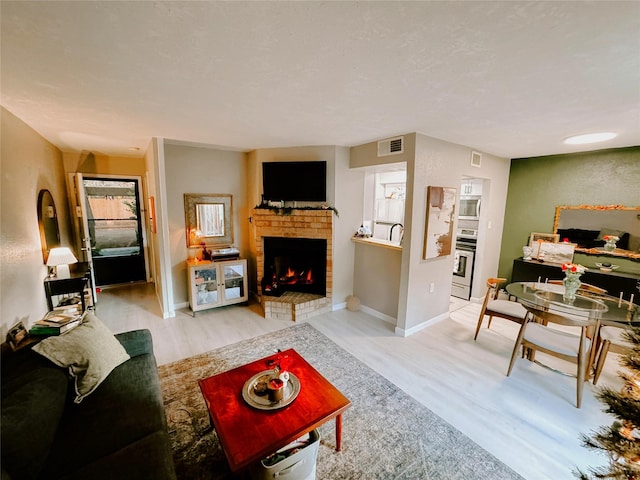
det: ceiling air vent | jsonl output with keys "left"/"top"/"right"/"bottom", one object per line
{"left": 377, "top": 136, "right": 404, "bottom": 157}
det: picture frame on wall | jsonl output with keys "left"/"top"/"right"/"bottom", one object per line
{"left": 423, "top": 186, "right": 457, "bottom": 260}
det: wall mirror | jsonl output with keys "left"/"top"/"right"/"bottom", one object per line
{"left": 553, "top": 205, "right": 640, "bottom": 259}
{"left": 38, "top": 189, "right": 60, "bottom": 263}
{"left": 184, "top": 193, "right": 233, "bottom": 248}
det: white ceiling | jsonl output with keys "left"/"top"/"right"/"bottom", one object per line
{"left": 2, "top": 1, "right": 639, "bottom": 159}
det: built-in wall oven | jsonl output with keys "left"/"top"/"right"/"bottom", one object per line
{"left": 451, "top": 231, "right": 477, "bottom": 300}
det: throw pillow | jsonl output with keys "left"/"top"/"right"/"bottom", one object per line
{"left": 33, "top": 312, "right": 130, "bottom": 403}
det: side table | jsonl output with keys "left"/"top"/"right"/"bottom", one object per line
{"left": 44, "top": 262, "right": 92, "bottom": 312}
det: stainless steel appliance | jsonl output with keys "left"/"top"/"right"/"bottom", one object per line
{"left": 452, "top": 231, "right": 477, "bottom": 300}
{"left": 459, "top": 195, "right": 481, "bottom": 221}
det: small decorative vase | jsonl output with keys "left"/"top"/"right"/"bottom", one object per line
{"left": 563, "top": 273, "right": 582, "bottom": 303}
{"left": 522, "top": 246, "right": 533, "bottom": 261}
{"left": 604, "top": 238, "right": 617, "bottom": 252}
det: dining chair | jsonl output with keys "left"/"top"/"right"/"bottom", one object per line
{"left": 474, "top": 277, "right": 528, "bottom": 340}
{"left": 506, "top": 307, "right": 599, "bottom": 408}
{"left": 547, "top": 280, "right": 607, "bottom": 295}
{"left": 592, "top": 325, "right": 634, "bottom": 385}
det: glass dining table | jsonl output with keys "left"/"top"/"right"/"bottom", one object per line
{"left": 505, "top": 281, "right": 640, "bottom": 326}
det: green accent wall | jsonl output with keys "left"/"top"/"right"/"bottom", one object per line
{"left": 498, "top": 146, "right": 640, "bottom": 279}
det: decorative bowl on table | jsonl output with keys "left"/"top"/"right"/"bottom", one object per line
{"left": 242, "top": 370, "right": 300, "bottom": 410}
{"left": 595, "top": 262, "right": 619, "bottom": 272}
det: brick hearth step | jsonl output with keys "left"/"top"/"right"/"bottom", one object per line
{"left": 262, "top": 292, "right": 331, "bottom": 321}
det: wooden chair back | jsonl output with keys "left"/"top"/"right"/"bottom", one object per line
{"left": 474, "top": 277, "right": 527, "bottom": 340}
{"left": 593, "top": 325, "right": 634, "bottom": 385}
{"left": 507, "top": 306, "right": 599, "bottom": 408}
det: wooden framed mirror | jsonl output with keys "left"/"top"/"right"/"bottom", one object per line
{"left": 38, "top": 189, "right": 60, "bottom": 263}
{"left": 553, "top": 205, "right": 640, "bottom": 259}
{"left": 184, "top": 193, "right": 233, "bottom": 248}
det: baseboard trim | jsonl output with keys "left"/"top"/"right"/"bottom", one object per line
{"left": 359, "top": 304, "right": 397, "bottom": 326}
{"left": 394, "top": 311, "right": 449, "bottom": 337}
{"left": 332, "top": 301, "right": 347, "bottom": 311}
{"left": 172, "top": 301, "right": 189, "bottom": 315}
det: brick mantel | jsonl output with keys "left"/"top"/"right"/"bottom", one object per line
{"left": 252, "top": 208, "right": 334, "bottom": 301}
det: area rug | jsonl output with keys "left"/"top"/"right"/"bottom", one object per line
{"left": 158, "top": 323, "right": 524, "bottom": 479}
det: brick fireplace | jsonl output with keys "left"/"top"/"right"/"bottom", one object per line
{"left": 253, "top": 208, "right": 333, "bottom": 320}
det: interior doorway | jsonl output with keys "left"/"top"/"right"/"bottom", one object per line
{"left": 76, "top": 175, "right": 147, "bottom": 287}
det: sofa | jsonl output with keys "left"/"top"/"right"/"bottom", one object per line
{"left": 1, "top": 326, "right": 176, "bottom": 480}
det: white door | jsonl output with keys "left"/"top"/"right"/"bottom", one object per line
{"left": 73, "top": 173, "right": 97, "bottom": 304}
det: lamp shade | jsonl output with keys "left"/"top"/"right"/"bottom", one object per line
{"left": 47, "top": 247, "right": 78, "bottom": 279}
{"left": 47, "top": 247, "right": 78, "bottom": 266}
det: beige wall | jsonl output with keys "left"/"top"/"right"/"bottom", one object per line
{"left": 350, "top": 132, "right": 511, "bottom": 335}
{"left": 1, "top": 107, "right": 71, "bottom": 335}
{"left": 350, "top": 134, "right": 416, "bottom": 320}
{"left": 0, "top": 107, "right": 516, "bottom": 335}
{"left": 354, "top": 242, "right": 402, "bottom": 318}
{"left": 63, "top": 151, "right": 147, "bottom": 177}
{"left": 163, "top": 142, "right": 248, "bottom": 307}
{"left": 400, "top": 134, "right": 510, "bottom": 334}
{"left": 332, "top": 146, "right": 362, "bottom": 306}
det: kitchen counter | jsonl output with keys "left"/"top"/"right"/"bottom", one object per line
{"left": 351, "top": 236, "right": 402, "bottom": 251}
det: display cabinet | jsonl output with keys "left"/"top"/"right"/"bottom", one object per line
{"left": 187, "top": 258, "right": 248, "bottom": 315}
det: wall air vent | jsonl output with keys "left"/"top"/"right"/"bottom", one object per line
{"left": 377, "top": 136, "right": 404, "bottom": 157}
{"left": 471, "top": 151, "right": 482, "bottom": 168}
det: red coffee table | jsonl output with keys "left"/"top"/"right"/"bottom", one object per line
{"left": 198, "top": 348, "right": 351, "bottom": 473}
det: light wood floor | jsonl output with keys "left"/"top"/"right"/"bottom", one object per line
{"left": 96, "top": 283, "right": 618, "bottom": 480}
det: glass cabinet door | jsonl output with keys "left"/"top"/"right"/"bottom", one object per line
{"left": 194, "top": 266, "right": 220, "bottom": 307}
{"left": 222, "top": 260, "right": 247, "bottom": 303}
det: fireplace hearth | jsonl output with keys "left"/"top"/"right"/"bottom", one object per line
{"left": 252, "top": 208, "right": 333, "bottom": 320}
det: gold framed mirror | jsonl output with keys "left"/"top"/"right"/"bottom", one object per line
{"left": 38, "top": 189, "right": 60, "bottom": 263}
{"left": 553, "top": 205, "right": 640, "bottom": 259}
{"left": 184, "top": 193, "right": 233, "bottom": 248}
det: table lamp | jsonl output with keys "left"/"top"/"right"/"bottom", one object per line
{"left": 47, "top": 247, "right": 78, "bottom": 279}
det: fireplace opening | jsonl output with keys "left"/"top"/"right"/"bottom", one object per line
{"left": 263, "top": 237, "right": 326, "bottom": 296}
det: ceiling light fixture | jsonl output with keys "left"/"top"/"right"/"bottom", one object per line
{"left": 563, "top": 132, "right": 617, "bottom": 145}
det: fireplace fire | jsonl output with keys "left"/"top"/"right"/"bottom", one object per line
{"left": 263, "top": 237, "right": 326, "bottom": 296}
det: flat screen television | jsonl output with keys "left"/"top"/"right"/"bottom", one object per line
{"left": 262, "top": 161, "right": 326, "bottom": 202}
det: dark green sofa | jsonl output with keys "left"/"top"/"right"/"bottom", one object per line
{"left": 1, "top": 329, "right": 176, "bottom": 480}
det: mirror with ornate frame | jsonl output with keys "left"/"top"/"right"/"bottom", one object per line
{"left": 38, "top": 189, "right": 60, "bottom": 263}
{"left": 553, "top": 205, "right": 640, "bottom": 260}
{"left": 184, "top": 193, "right": 233, "bottom": 248}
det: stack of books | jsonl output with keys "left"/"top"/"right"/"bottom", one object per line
{"left": 29, "top": 310, "right": 86, "bottom": 336}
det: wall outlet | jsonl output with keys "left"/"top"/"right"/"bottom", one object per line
{"left": 429, "top": 282, "right": 435, "bottom": 293}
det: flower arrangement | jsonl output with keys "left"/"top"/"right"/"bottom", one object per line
{"left": 267, "top": 352, "right": 291, "bottom": 375}
{"left": 603, "top": 235, "right": 620, "bottom": 242}
{"left": 561, "top": 262, "right": 586, "bottom": 275}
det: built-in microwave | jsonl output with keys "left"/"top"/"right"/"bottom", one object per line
{"left": 459, "top": 195, "right": 481, "bottom": 220}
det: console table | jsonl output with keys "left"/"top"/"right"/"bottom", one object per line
{"left": 512, "top": 258, "right": 640, "bottom": 305}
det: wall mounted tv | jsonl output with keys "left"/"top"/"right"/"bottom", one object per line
{"left": 262, "top": 161, "right": 327, "bottom": 202}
